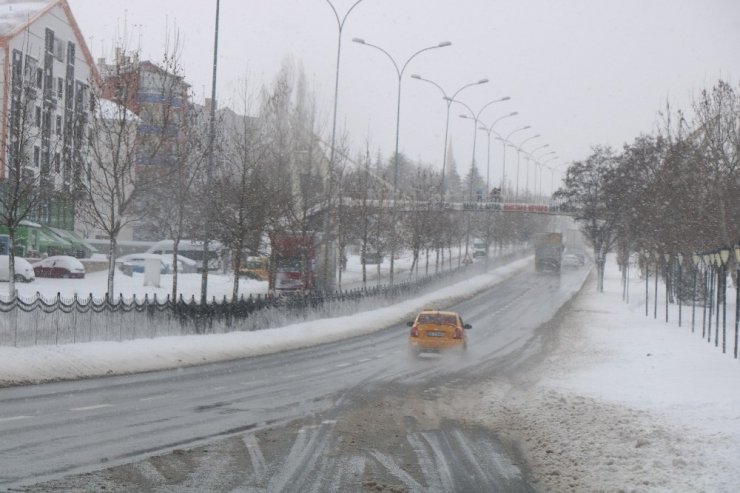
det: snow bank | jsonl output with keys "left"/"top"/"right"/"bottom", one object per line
{"left": 0, "top": 257, "right": 531, "bottom": 386}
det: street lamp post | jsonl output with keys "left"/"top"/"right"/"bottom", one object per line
{"left": 526, "top": 144, "right": 549, "bottom": 200}
{"left": 322, "top": 0, "right": 365, "bottom": 292}
{"left": 478, "top": 111, "right": 517, "bottom": 196}
{"left": 201, "top": 0, "right": 220, "bottom": 305}
{"left": 456, "top": 98, "right": 511, "bottom": 262}
{"left": 513, "top": 134, "right": 540, "bottom": 201}
{"left": 353, "top": 38, "right": 451, "bottom": 284}
{"left": 498, "top": 125, "right": 530, "bottom": 200}
{"left": 325, "top": 0, "right": 365, "bottom": 169}
{"left": 534, "top": 152, "right": 556, "bottom": 202}
{"left": 457, "top": 97, "right": 511, "bottom": 201}
{"left": 410, "top": 75, "right": 488, "bottom": 201}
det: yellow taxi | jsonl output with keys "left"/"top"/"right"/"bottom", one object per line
{"left": 407, "top": 310, "right": 471, "bottom": 356}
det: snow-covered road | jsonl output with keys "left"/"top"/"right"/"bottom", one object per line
{"left": 1, "top": 253, "right": 738, "bottom": 491}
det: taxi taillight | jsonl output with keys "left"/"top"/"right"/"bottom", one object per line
{"left": 453, "top": 327, "right": 463, "bottom": 339}
{"left": 410, "top": 325, "right": 419, "bottom": 337}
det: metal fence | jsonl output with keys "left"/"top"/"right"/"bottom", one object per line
{"left": 0, "top": 263, "right": 474, "bottom": 347}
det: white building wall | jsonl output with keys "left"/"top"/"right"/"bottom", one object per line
{"left": 0, "top": 2, "right": 96, "bottom": 238}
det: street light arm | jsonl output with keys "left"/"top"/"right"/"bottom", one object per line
{"left": 488, "top": 111, "right": 518, "bottom": 130}
{"left": 354, "top": 40, "right": 451, "bottom": 79}
{"left": 410, "top": 74, "right": 447, "bottom": 99}
{"left": 353, "top": 38, "right": 401, "bottom": 77}
{"left": 505, "top": 125, "right": 531, "bottom": 141}
{"left": 516, "top": 133, "right": 541, "bottom": 151}
{"left": 475, "top": 96, "right": 511, "bottom": 120}
{"left": 528, "top": 143, "right": 550, "bottom": 159}
{"left": 324, "top": 0, "right": 365, "bottom": 29}
{"left": 537, "top": 151, "right": 557, "bottom": 160}
{"left": 450, "top": 79, "right": 488, "bottom": 101}
{"left": 399, "top": 41, "right": 452, "bottom": 78}
{"left": 454, "top": 99, "right": 476, "bottom": 119}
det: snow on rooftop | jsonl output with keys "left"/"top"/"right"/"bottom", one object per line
{"left": 97, "top": 98, "right": 139, "bottom": 121}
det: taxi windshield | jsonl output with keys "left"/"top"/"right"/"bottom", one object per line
{"left": 417, "top": 313, "right": 457, "bottom": 325}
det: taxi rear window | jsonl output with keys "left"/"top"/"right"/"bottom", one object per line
{"left": 417, "top": 313, "right": 457, "bottom": 325}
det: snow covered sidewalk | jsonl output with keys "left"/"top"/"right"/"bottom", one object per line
{"left": 464, "top": 257, "right": 740, "bottom": 493}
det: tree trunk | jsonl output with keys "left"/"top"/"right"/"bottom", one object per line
{"left": 107, "top": 237, "right": 117, "bottom": 300}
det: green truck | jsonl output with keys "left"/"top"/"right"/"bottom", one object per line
{"left": 534, "top": 232, "right": 564, "bottom": 272}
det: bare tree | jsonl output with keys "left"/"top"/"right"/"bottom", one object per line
{"left": 556, "top": 146, "right": 621, "bottom": 291}
{"left": 209, "top": 85, "right": 271, "bottom": 300}
{"left": 79, "top": 41, "right": 184, "bottom": 297}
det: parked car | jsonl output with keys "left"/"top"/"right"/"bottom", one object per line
{"left": 407, "top": 310, "right": 471, "bottom": 357}
{"left": 32, "top": 255, "right": 86, "bottom": 279}
{"left": 159, "top": 254, "right": 199, "bottom": 274}
{"left": 0, "top": 255, "right": 35, "bottom": 282}
{"left": 362, "top": 252, "right": 383, "bottom": 264}
{"left": 116, "top": 253, "right": 170, "bottom": 275}
{"left": 562, "top": 254, "right": 583, "bottom": 268}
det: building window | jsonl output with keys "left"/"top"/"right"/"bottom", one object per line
{"left": 57, "top": 77, "right": 64, "bottom": 98}
{"left": 56, "top": 115, "right": 62, "bottom": 135}
{"left": 53, "top": 38, "right": 64, "bottom": 61}
{"left": 53, "top": 153, "right": 60, "bottom": 173}
{"left": 67, "top": 42, "right": 76, "bottom": 65}
{"left": 33, "top": 147, "right": 40, "bottom": 168}
{"left": 35, "top": 107, "right": 41, "bottom": 127}
{"left": 24, "top": 55, "right": 38, "bottom": 84}
{"left": 42, "top": 110, "right": 51, "bottom": 134}
{"left": 36, "top": 68, "right": 43, "bottom": 89}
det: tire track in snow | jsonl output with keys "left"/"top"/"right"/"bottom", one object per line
{"left": 368, "top": 449, "right": 424, "bottom": 492}
{"left": 407, "top": 431, "right": 453, "bottom": 492}
{"left": 265, "top": 421, "right": 335, "bottom": 492}
{"left": 242, "top": 434, "right": 267, "bottom": 482}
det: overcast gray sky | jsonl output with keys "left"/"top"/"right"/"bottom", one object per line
{"left": 68, "top": 0, "right": 740, "bottom": 190}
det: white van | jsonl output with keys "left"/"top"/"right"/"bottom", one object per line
{"left": 0, "top": 255, "right": 35, "bottom": 282}
{"left": 146, "top": 239, "right": 222, "bottom": 271}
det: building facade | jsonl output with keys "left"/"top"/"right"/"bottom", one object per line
{"left": 98, "top": 54, "right": 191, "bottom": 240}
{"left": 0, "top": 0, "right": 96, "bottom": 249}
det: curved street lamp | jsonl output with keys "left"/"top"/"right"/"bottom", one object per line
{"left": 457, "top": 97, "right": 511, "bottom": 200}
{"left": 325, "top": 0, "right": 366, "bottom": 170}
{"left": 540, "top": 156, "right": 560, "bottom": 198}
{"left": 352, "top": 37, "right": 451, "bottom": 284}
{"left": 410, "top": 74, "right": 488, "bottom": 200}
{"left": 201, "top": 0, "right": 221, "bottom": 304}
{"left": 478, "top": 111, "right": 517, "bottom": 196}
{"left": 526, "top": 143, "right": 549, "bottom": 198}
{"left": 322, "top": 0, "right": 366, "bottom": 291}
{"left": 498, "top": 125, "right": 530, "bottom": 200}
{"left": 512, "top": 133, "right": 541, "bottom": 201}
{"left": 532, "top": 151, "right": 556, "bottom": 201}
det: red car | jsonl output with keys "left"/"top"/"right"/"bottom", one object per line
{"left": 33, "top": 255, "right": 86, "bottom": 279}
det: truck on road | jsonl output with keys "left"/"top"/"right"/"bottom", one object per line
{"left": 534, "top": 232, "right": 564, "bottom": 273}
{"left": 269, "top": 233, "right": 317, "bottom": 295}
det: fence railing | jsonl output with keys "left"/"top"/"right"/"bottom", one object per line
{"left": 1, "top": 255, "right": 508, "bottom": 347}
